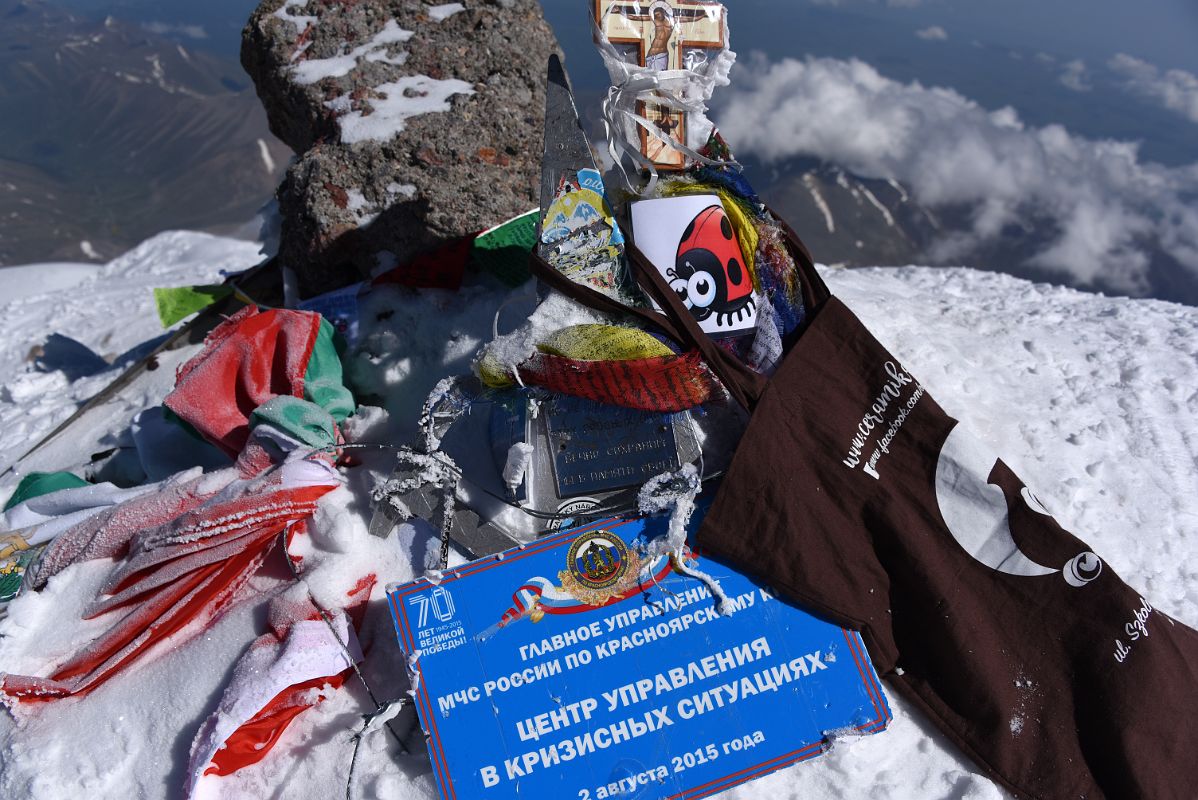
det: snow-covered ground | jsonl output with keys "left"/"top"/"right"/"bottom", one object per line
{"left": 0, "top": 233, "right": 1195, "bottom": 799}
{"left": 0, "top": 263, "right": 100, "bottom": 303}
{"left": 0, "top": 233, "right": 264, "bottom": 483}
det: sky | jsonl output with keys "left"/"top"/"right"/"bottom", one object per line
{"left": 57, "top": 0, "right": 1196, "bottom": 171}
{"left": 49, "top": 0, "right": 1198, "bottom": 303}
{"left": 56, "top": 0, "right": 1198, "bottom": 138}
{"left": 537, "top": 0, "right": 1198, "bottom": 302}
{"left": 537, "top": 0, "right": 1198, "bottom": 166}
{"left": 895, "top": 0, "right": 1198, "bottom": 74}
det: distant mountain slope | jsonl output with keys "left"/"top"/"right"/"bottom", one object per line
{"left": 750, "top": 156, "right": 1198, "bottom": 306}
{"left": 751, "top": 158, "right": 931, "bottom": 268}
{"left": 755, "top": 157, "right": 1051, "bottom": 274}
{"left": 0, "top": 0, "right": 289, "bottom": 265}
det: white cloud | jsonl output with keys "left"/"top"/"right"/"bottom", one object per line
{"left": 1059, "top": 59, "right": 1091, "bottom": 92}
{"left": 915, "top": 26, "right": 948, "bottom": 41}
{"left": 716, "top": 55, "right": 1198, "bottom": 293}
{"left": 1109, "top": 53, "right": 1198, "bottom": 126}
{"left": 143, "top": 22, "right": 208, "bottom": 40}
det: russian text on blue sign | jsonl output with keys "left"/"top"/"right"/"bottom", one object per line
{"left": 388, "top": 511, "right": 890, "bottom": 800}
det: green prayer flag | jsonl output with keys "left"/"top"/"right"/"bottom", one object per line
{"left": 249, "top": 396, "right": 338, "bottom": 452}
{"left": 153, "top": 284, "right": 233, "bottom": 328}
{"left": 472, "top": 208, "right": 539, "bottom": 287}
{"left": 4, "top": 471, "right": 89, "bottom": 512}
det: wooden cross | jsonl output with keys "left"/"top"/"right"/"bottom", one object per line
{"left": 597, "top": 0, "right": 726, "bottom": 170}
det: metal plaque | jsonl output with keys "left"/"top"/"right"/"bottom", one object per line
{"left": 544, "top": 395, "right": 681, "bottom": 497}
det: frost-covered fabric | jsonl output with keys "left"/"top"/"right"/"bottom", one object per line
{"left": 250, "top": 396, "right": 340, "bottom": 452}
{"left": 304, "top": 318, "right": 357, "bottom": 425}
{"left": 2, "top": 472, "right": 89, "bottom": 512}
{"left": 164, "top": 307, "right": 354, "bottom": 459}
{"left": 1, "top": 476, "right": 175, "bottom": 554}
{"left": 186, "top": 577, "right": 373, "bottom": 800}
{"left": 0, "top": 455, "right": 342, "bottom": 701}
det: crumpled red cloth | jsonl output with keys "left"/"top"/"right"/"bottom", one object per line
{"left": 0, "top": 461, "right": 339, "bottom": 701}
{"left": 164, "top": 306, "right": 323, "bottom": 459}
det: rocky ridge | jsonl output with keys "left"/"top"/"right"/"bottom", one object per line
{"left": 242, "top": 0, "right": 560, "bottom": 295}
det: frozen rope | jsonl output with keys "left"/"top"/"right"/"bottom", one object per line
{"left": 416, "top": 376, "right": 472, "bottom": 454}
{"left": 491, "top": 290, "right": 540, "bottom": 341}
{"left": 333, "top": 440, "right": 718, "bottom": 522}
{"left": 637, "top": 464, "right": 732, "bottom": 615}
{"left": 435, "top": 463, "right": 459, "bottom": 571}
{"left": 369, "top": 448, "right": 456, "bottom": 520}
{"left": 345, "top": 734, "right": 363, "bottom": 800}
{"left": 638, "top": 559, "right": 681, "bottom": 617}
{"left": 345, "top": 699, "right": 409, "bottom": 800}
{"left": 637, "top": 463, "right": 702, "bottom": 551}
{"left": 370, "top": 447, "right": 462, "bottom": 572}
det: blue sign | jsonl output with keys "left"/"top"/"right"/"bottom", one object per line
{"left": 388, "top": 510, "right": 890, "bottom": 800}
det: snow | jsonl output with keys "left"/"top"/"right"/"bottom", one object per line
{"left": 0, "top": 228, "right": 1195, "bottom": 800}
{"left": 0, "top": 262, "right": 99, "bottom": 302}
{"left": 0, "top": 232, "right": 264, "bottom": 483}
{"left": 804, "top": 173, "right": 836, "bottom": 233}
{"left": 272, "top": 0, "right": 317, "bottom": 33}
{"left": 112, "top": 56, "right": 202, "bottom": 98}
{"left": 387, "top": 182, "right": 418, "bottom": 201}
{"left": 291, "top": 19, "right": 413, "bottom": 86}
{"left": 326, "top": 76, "right": 476, "bottom": 145}
{"left": 275, "top": 7, "right": 471, "bottom": 146}
{"left": 348, "top": 282, "right": 540, "bottom": 440}
{"left": 860, "top": 184, "right": 895, "bottom": 227}
{"left": 427, "top": 3, "right": 466, "bottom": 22}
{"left": 256, "top": 138, "right": 277, "bottom": 174}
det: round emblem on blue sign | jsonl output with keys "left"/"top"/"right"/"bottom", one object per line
{"left": 566, "top": 530, "right": 630, "bottom": 591}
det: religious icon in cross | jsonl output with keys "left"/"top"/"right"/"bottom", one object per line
{"left": 597, "top": 0, "right": 726, "bottom": 170}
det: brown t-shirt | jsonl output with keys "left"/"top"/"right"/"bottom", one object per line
{"left": 698, "top": 296, "right": 1198, "bottom": 800}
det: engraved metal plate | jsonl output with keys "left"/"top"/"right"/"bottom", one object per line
{"left": 544, "top": 395, "right": 680, "bottom": 497}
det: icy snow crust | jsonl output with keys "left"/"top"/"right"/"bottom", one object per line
{"left": 0, "top": 236, "right": 1196, "bottom": 799}
{"left": 291, "top": 20, "right": 414, "bottom": 86}
{"left": 326, "top": 75, "right": 476, "bottom": 145}
{"left": 0, "top": 233, "right": 262, "bottom": 481}
{"left": 427, "top": 4, "right": 466, "bottom": 23}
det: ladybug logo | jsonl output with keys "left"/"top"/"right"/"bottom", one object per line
{"left": 668, "top": 205, "right": 756, "bottom": 333}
